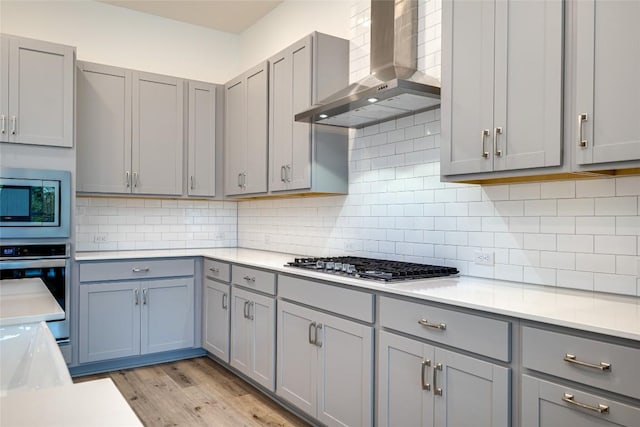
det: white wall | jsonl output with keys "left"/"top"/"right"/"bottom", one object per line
{"left": 0, "top": 0, "right": 240, "bottom": 82}
{"left": 239, "top": 0, "right": 351, "bottom": 71}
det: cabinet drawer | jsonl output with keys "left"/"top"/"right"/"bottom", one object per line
{"left": 522, "top": 326, "right": 640, "bottom": 400}
{"left": 204, "top": 258, "right": 230, "bottom": 283}
{"left": 379, "top": 296, "right": 510, "bottom": 362}
{"left": 232, "top": 265, "right": 275, "bottom": 295}
{"left": 278, "top": 275, "right": 374, "bottom": 323}
{"left": 79, "top": 258, "right": 195, "bottom": 282}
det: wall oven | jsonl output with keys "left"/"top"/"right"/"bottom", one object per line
{"left": 0, "top": 243, "right": 70, "bottom": 342}
{"left": 0, "top": 167, "right": 70, "bottom": 239}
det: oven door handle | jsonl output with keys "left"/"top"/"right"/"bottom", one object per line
{"left": 0, "top": 259, "right": 68, "bottom": 270}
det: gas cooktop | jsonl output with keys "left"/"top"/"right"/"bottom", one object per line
{"left": 286, "top": 256, "right": 459, "bottom": 282}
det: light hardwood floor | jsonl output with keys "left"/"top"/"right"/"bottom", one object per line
{"left": 74, "top": 357, "right": 310, "bottom": 427}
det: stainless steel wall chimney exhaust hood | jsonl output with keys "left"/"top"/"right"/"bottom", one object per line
{"left": 295, "top": 0, "right": 440, "bottom": 129}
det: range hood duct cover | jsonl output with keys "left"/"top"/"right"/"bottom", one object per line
{"left": 295, "top": 0, "right": 440, "bottom": 129}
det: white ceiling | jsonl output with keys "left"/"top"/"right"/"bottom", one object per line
{"left": 98, "top": 0, "right": 283, "bottom": 34}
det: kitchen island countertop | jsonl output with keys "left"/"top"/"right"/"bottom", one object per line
{"left": 76, "top": 248, "right": 640, "bottom": 341}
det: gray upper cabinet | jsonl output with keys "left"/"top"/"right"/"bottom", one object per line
{"left": 441, "top": 0, "right": 563, "bottom": 177}
{"left": 268, "top": 32, "right": 349, "bottom": 195}
{"left": 77, "top": 62, "right": 132, "bottom": 193}
{"left": 77, "top": 62, "right": 184, "bottom": 196}
{"left": 575, "top": 0, "right": 640, "bottom": 167}
{"left": 187, "top": 81, "right": 217, "bottom": 197}
{"left": 224, "top": 62, "right": 268, "bottom": 196}
{"left": 0, "top": 34, "right": 74, "bottom": 147}
{"left": 132, "top": 71, "right": 183, "bottom": 195}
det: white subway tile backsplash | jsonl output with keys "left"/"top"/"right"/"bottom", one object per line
{"left": 540, "top": 251, "right": 575, "bottom": 270}
{"left": 524, "top": 233, "right": 556, "bottom": 251}
{"left": 494, "top": 201, "right": 524, "bottom": 217}
{"left": 575, "top": 217, "right": 615, "bottom": 235}
{"left": 557, "top": 198, "right": 594, "bottom": 216}
{"left": 576, "top": 253, "right": 616, "bottom": 273}
{"left": 524, "top": 267, "right": 556, "bottom": 286}
{"left": 509, "top": 183, "right": 540, "bottom": 200}
{"left": 557, "top": 269, "right": 594, "bottom": 291}
{"left": 616, "top": 216, "right": 640, "bottom": 235}
{"left": 595, "top": 236, "right": 637, "bottom": 255}
{"left": 616, "top": 255, "right": 639, "bottom": 275}
{"left": 575, "top": 179, "right": 616, "bottom": 198}
{"left": 524, "top": 200, "right": 557, "bottom": 216}
{"left": 540, "top": 181, "right": 575, "bottom": 199}
{"left": 509, "top": 217, "right": 540, "bottom": 233}
{"left": 594, "top": 274, "right": 637, "bottom": 296}
{"left": 595, "top": 197, "right": 638, "bottom": 216}
{"left": 557, "top": 235, "right": 594, "bottom": 253}
{"left": 540, "top": 217, "right": 575, "bottom": 234}
{"left": 616, "top": 176, "right": 640, "bottom": 196}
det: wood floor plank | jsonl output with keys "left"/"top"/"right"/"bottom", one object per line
{"left": 73, "top": 357, "right": 310, "bottom": 427}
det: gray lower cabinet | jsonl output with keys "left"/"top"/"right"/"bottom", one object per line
{"left": 277, "top": 300, "right": 373, "bottom": 427}
{"left": 378, "top": 330, "right": 510, "bottom": 427}
{"left": 0, "top": 34, "right": 74, "bottom": 147}
{"left": 229, "top": 286, "right": 275, "bottom": 391}
{"left": 268, "top": 32, "right": 349, "bottom": 195}
{"left": 202, "top": 275, "right": 230, "bottom": 362}
{"left": 575, "top": 0, "right": 640, "bottom": 167}
{"left": 441, "top": 0, "right": 563, "bottom": 178}
{"left": 522, "top": 375, "right": 640, "bottom": 427}
{"left": 77, "top": 61, "right": 184, "bottom": 196}
{"left": 224, "top": 62, "right": 268, "bottom": 196}
{"left": 79, "top": 277, "right": 195, "bottom": 363}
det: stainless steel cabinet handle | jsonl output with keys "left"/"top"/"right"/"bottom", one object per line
{"left": 222, "top": 293, "right": 228, "bottom": 310}
{"left": 433, "top": 363, "right": 443, "bottom": 396}
{"left": 132, "top": 267, "right": 150, "bottom": 273}
{"left": 308, "top": 321, "right": 317, "bottom": 344}
{"left": 209, "top": 267, "right": 220, "bottom": 273}
{"left": 1, "top": 115, "right": 5, "bottom": 134}
{"left": 242, "top": 173, "right": 247, "bottom": 189}
{"left": 286, "top": 164, "right": 291, "bottom": 182}
{"left": 562, "top": 393, "right": 609, "bottom": 414}
{"left": 125, "top": 171, "right": 130, "bottom": 188}
{"left": 315, "top": 323, "right": 323, "bottom": 347}
{"left": 494, "top": 127, "right": 503, "bottom": 156}
{"left": 421, "top": 359, "right": 431, "bottom": 391}
{"left": 142, "top": 288, "right": 148, "bottom": 305}
{"left": 481, "top": 129, "right": 490, "bottom": 158}
{"left": 190, "top": 176, "right": 195, "bottom": 190}
{"left": 11, "top": 116, "right": 17, "bottom": 135}
{"left": 243, "top": 301, "right": 249, "bottom": 318}
{"left": 280, "top": 165, "right": 286, "bottom": 182}
{"left": 248, "top": 301, "right": 254, "bottom": 320}
{"left": 418, "top": 319, "right": 446, "bottom": 330}
{"left": 564, "top": 354, "right": 611, "bottom": 371}
{"left": 132, "top": 172, "right": 138, "bottom": 188}
{"left": 243, "top": 275, "right": 256, "bottom": 283}
{"left": 238, "top": 173, "right": 242, "bottom": 188}
{"left": 578, "top": 113, "right": 588, "bottom": 148}
{"left": 134, "top": 289, "right": 139, "bottom": 305}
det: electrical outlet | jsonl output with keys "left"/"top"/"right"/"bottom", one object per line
{"left": 93, "top": 233, "right": 108, "bottom": 243}
{"left": 474, "top": 250, "right": 494, "bottom": 266}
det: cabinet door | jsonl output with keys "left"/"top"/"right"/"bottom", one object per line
{"left": 7, "top": 37, "right": 74, "bottom": 147}
{"left": 522, "top": 375, "right": 640, "bottom": 427}
{"left": 441, "top": 0, "right": 495, "bottom": 175}
{"left": 277, "top": 301, "right": 317, "bottom": 418}
{"left": 141, "top": 278, "right": 194, "bottom": 354}
{"left": 203, "top": 278, "right": 230, "bottom": 362}
{"left": 76, "top": 62, "right": 132, "bottom": 193}
{"left": 378, "top": 330, "right": 433, "bottom": 427}
{"left": 244, "top": 63, "right": 268, "bottom": 194}
{"left": 78, "top": 282, "right": 140, "bottom": 363}
{"left": 247, "top": 290, "right": 276, "bottom": 391}
{"left": 493, "top": 0, "right": 562, "bottom": 171}
{"left": 132, "top": 71, "right": 183, "bottom": 195}
{"left": 270, "top": 37, "right": 312, "bottom": 192}
{"left": 316, "top": 310, "right": 373, "bottom": 427}
{"left": 433, "top": 348, "right": 510, "bottom": 427}
{"left": 224, "top": 78, "right": 246, "bottom": 196}
{"left": 576, "top": 0, "right": 640, "bottom": 165}
{"left": 187, "top": 81, "right": 216, "bottom": 197}
{"left": 230, "top": 287, "right": 252, "bottom": 376}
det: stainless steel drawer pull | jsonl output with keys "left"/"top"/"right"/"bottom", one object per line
{"left": 433, "top": 363, "right": 443, "bottom": 396}
{"left": 1, "top": 115, "right": 6, "bottom": 134}
{"left": 315, "top": 323, "right": 323, "bottom": 347}
{"left": 132, "top": 267, "right": 150, "bottom": 273}
{"left": 421, "top": 359, "right": 431, "bottom": 391}
{"left": 578, "top": 113, "right": 588, "bottom": 148}
{"left": 562, "top": 393, "right": 609, "bottom": 414}
{"left": 209, "top": 267, "right": 220, "bottom": 273}
{"left": 243, "top": 275, "right": 256, "bottom": 282}
{"left": 418, "top": 319, "right": 446, "bottom": 330}
{"left": 564, "top": 354, "right": 611, "bottom": 371}
{"left": 481, "top": 129, "right": 490, "bottom": 158}
{"left": 222, "top": 293, "right": 228, "bottom": 309}
{"left": 308, "top": 321, "right": 317, "bottom": 345}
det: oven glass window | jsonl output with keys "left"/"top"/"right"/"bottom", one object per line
{"left": 0, "top": 266, "right": 66, "bottom": 310}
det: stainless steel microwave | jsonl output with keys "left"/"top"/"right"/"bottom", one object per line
{"left": 0, "top": 168, "right": 70, "bottom": 239}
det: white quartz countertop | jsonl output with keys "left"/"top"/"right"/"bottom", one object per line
{"left": 0, "top": 278, "right": 65, "bottom": 326}
{"left": 0, "top": 378, "right": 142, "bottom": 426}
{"left": 76, "top": 248, "right": 640, "bottom": 341}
